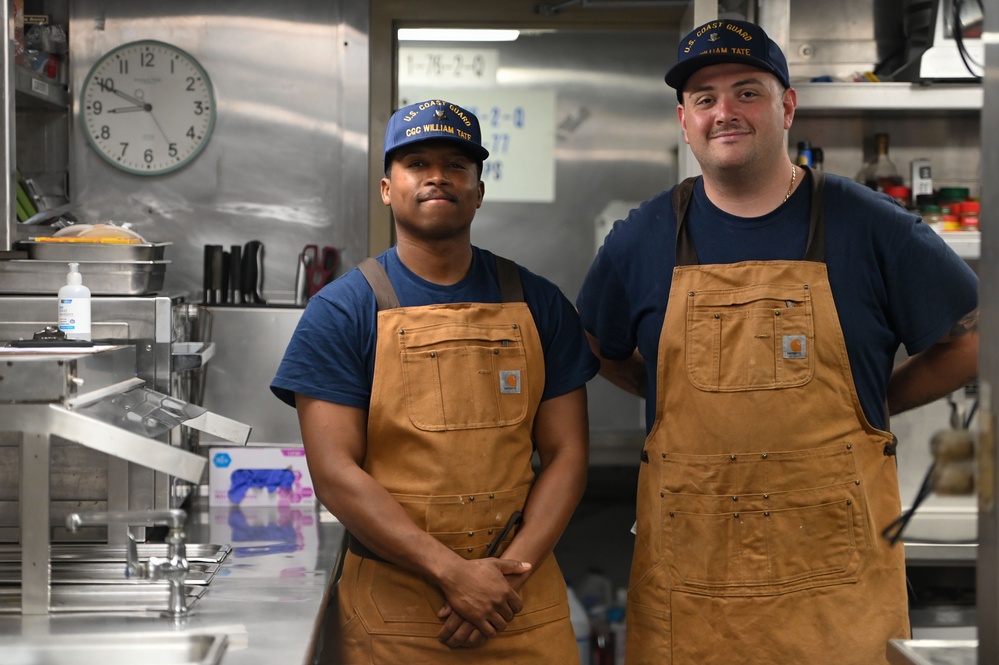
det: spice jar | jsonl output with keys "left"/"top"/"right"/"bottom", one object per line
{"left": 942, "top": 213, "right": 962, "bottom": 232}
{"left": 920, "top": 204, "right": 944, "bottom": 232}
{"left": 884, "top": 185, "right": 912, "bottom": 209}
{"left": 960, "top": 201, "right": 980, "bottom": 231}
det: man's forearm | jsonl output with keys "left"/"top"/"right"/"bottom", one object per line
{"left": 888, "top": 311, "right": 979, "bottom": 416}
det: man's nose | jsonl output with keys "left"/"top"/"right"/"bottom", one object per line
{"left": 425, "top": 164, "right": 451, "bottom": 183}
{"left": 713, "top": 95, "right": 739, "bottom": 121}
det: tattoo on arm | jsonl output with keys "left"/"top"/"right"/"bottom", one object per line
{"left": 948, "top": 308, "right": 979, "bottom": 338}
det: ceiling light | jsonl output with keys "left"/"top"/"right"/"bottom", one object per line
{"left": 397, "top": 29, "right": 520, "bottom": 42}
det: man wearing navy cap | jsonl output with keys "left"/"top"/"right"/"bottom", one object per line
{"left": 272, "top": 99, "right": 597, "bottom": 663}
{"left": 577, "top": 19, "right": 978, "bottom": 665}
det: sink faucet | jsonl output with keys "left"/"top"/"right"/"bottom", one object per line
{"left": 66, "top": 509, "right": 191, "bottom": 617}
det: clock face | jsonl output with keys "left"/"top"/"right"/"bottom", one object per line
{"left": 81, "top": 40, "right": 216, "bottom": 176}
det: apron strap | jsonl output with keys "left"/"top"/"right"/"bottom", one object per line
{"left": 672, "top": 166, "right": 827, "bottom": 267}
{"left": 358, "top": 258, "right": 401, "bottom": 311}
{"left": 494, "top": 255, "right": 525, "bottom": 303}
{"left": 672, "top": 177, "right": 700, "bottom": 267}
{"left": 802, "top": 165, "right": 826, "bottom": 262}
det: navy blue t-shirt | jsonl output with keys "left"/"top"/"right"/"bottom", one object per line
{"left": 576, "top": 171, "right": 978, "bottom": 433}
{"left": 272, "top": 246, "right": 599, "bottom": 410}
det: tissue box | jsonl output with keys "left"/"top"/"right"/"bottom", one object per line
{"left": 208, "top": 445, "right": 316, "bottom": 508}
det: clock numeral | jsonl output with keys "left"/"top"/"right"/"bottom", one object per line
{"left": 186, "top": 126, "right": 196, "bottom": 140}
{"left": 91, "top": 101, "right": 103, "bottom": 115}
{"left": 194, "top": 101, "right": 205, "bottom": 116}
{"left": 141, "top": 51, "right": 155, "bottom": 68}
{"left": 118, "top": 142, "right": 129, "bottom": 157}
{"left": 144, "top": 149, "right": 155, "bottom": 164}
{"left": 169, "top": 143, "right": 178, "bottom": 158}
{"left": 118, "top": 60, "right": 128, "bottom": 75}
{"left": 99, "top": 126, "right": 111, "bottom": 140}
{"left": 186, "top": 76, "right": 197, "bottom": 92}
{"left": 96, "top": 76, "right": 115, "bottom": 93}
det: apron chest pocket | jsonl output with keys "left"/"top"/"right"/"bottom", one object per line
{"left": 686, "top": 283, "right": 814, "bottom": 392}
{"left": 399, "top": 322, "right": 529, "bottom": 431}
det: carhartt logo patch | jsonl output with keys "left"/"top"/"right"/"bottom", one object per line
{"left": 783, "top": 335, "right": 806, "bottom": 359}
{"left": 499, "top": 370, "right": 521, "bottom": 394}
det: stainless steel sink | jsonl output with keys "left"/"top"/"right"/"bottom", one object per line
{"left": 0, "top": 632, "right": 228, "bottom": 665}
{"left": 0, "top": 583, "right": 207, "bottom": 614}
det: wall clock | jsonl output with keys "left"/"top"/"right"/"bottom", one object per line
{"left": 80, "top": 40, "right": 217, "bottom": 176}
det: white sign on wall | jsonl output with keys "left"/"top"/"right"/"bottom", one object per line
{"left": 399, "top": 48, "right": 500, "bottom": 87}
{"left": 398, "top": 88, "right": 556, "bottom": 203}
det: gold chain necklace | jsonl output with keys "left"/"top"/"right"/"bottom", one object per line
{"left": 784, "top": 164, "right": 797, "bottom": 202}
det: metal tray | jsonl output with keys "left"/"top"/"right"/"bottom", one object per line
{"left": 0, "top": 259, "right": 168, "bottom": 295}
{"left": 19, "top": 240, "right": 171, "bottom": 261}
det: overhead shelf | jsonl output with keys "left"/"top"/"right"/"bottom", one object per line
{"left": 14, "top": 65, "right": 68, "bottom": 110}
{"left": 794, "top": 82, "right": 982, "bottom": 112}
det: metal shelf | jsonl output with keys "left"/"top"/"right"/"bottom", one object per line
{"left": 794, "top": 82, "right": 982, "bottom": 112}
{"left": 939, "top": 231, "right": 980, "bottom": 260}
{"left": 13, "top": 65, "right": 68, "bottom": 110}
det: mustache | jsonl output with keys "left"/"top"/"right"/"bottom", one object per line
{"left": 709, "top": 124, "right": 749, "bottom": 138}
{"left": 417, "top": 189, "right": 458, "bottom": 203}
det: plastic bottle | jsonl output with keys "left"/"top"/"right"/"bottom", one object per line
{"left": 589, "top": 605, "right": 614, "bottom": 665}
{"left": 576, "top": 567, "right": 613, "bottom": 612}
{"left": 58, "top": 262, "right": 91, "bottom": 341}
{"left": 609, "top": 588, "right": 628, "bottom": 665}
{"left": 567, "top": 584, "right": 592, "bottom": 665}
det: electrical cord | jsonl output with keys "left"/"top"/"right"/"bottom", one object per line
{"left": 882, "top": 392, "right": 979, "bottom": 546}
{"left": 952, "top": 0, "right": 983, "bottom": 78}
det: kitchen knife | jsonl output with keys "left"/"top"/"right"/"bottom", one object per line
{"left": 229, "top": 244, "right": 242, "bottom": 304}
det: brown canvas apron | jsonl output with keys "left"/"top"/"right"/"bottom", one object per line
{"left": 331, "top": 256, "right": 577, "bottom": 665}
{"left": 625, "top": 170, "right": 910, "bottom": 665}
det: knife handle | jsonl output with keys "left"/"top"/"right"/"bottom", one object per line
{"left": 229, "top": 245, "right": 242, "bottom": 304}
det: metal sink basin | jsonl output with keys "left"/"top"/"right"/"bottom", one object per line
{"left": 0, "top": 632, "right": 227, "bottom": 665}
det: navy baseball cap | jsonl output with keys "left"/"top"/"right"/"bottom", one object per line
{"left": 665, "top": 20, "right": 790, "bottom": 101}
{"left": 383, "top": 99, "right": 489, "bottom": 171}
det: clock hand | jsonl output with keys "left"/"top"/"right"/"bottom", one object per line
{"left": 111, "top": 87, "right": 152, "bottom": 111}
{"left": 148, "top": 109, "right": 173, "bottom": 146}
{"left": 108, "top": 105, "right": 147, "bottom": 114}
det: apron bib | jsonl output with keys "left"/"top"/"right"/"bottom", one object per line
{"left": 626, "top": 170, "right": 910, "bottom": 665}
{"left": 332, "top": 256, "right": 577, "bottom": 664}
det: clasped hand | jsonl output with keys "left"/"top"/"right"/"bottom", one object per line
{"left": 436, "top": 557, "right": 531, "bottom": 648}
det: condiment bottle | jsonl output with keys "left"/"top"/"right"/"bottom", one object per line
{"left": 857, "top": 133, "right": 902, "bottom": 192}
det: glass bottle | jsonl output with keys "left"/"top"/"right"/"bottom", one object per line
{"left": 857, "top": 133, "right": 902, "bottom": 192}
{"left": 795, "top": 141, "right": 812, "bottom": 167}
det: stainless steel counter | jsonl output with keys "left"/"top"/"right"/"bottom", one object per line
{"left": 0, "top": 503, "right": 344, "bottom": 665}
{"left": 887, "top": 639, "right": 977, "bottom": 665}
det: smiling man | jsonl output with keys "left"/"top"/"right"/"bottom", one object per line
{"left": 576, "top": 19, "right": 979, "bottom": 665}
{"left": 272, "top": 99, "right": 597, "bottom": 664}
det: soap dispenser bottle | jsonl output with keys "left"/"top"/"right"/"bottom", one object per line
{"left": 58, "top": 262, "right": 92, "bottom": 341}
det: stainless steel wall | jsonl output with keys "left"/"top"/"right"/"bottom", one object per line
{"left": 399, "top": 29, "right": 680, "bottom": 443}
{"left": 67, "top": 0, "right": 369, "bottom": 301}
